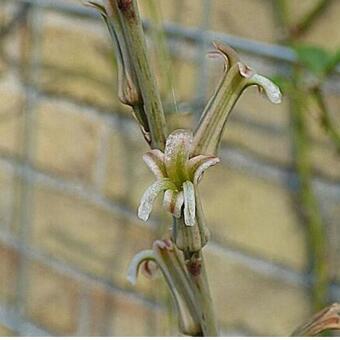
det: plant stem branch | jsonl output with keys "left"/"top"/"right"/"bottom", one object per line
{"left": 273, "top": 0, "right": 330, "bottom": 312}
{"left": 311, "top": 86, "right": 340, "bottom": 153}
{"left": 289, "top": 74, "right": 329, "bottom": 311}
{"left": 185, "top": 250, "right": 218, "bottom": 336}
{"left": 0, "top": 3, "right": 30, "bottom": 39}
{"left": 272, "top": 0, "right": 290, "bottom": 41}
{"left": 113, "top": 0, "right": 167, "bottom": 150}
{"left": 145, "top": 0, "right": 176, "bottom": 108}
{"left": 289, "top": 0, "right": 331, "bottom": 39}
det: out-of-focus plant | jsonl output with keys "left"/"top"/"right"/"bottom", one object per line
{"left": 294, "top": 44, "right": 340, "bottom": 153}
{"left": 0, "top": 3, "right": 30, "bottom": 40}
{"left": 273, "top": 0, "right": 340, "bottom": 315}
{"left": 143, "top": 0, "right": 176, "bottom": 111}
{"left": 87, "top": 0, "right": 340, "bottom": 336}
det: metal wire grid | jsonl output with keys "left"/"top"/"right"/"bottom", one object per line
{"left": 0, "top": 0, "right": 339, "bottom": 336}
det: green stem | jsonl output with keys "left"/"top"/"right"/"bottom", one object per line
{"left": 289, "top": 0, "right": 331, "bottom": 39}
{"left": 184, "top": 250, "right": 218, "bottom": 336}
{"left": 172, "top": 213, "right": 217, "bottom": 336}
{"left": 272, "top": 0, "right": 290, "bottom": 41}
{"left": 113, "top": 0, "right": 167, "bottom": 150}
{"left": 274, "top": 0, "right": 330, "bottom": 312}
{"left": 289, "top": 74, "right": 329, "bottom": 311}
{"left": 0, "top": 3, "right": 29, "bottom": 39}
{"left": 144, "top": 0, "right": 176, "bottom": 108}
{"left": 311, "top": 86, "right": 340, "bottom": 153}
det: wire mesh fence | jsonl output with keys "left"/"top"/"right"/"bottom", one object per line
{"left": 0, "top": 0, "right": 340, "bottom": 336}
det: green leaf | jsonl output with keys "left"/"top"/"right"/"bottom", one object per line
{"left": 294, "top": 45, "right": 332, "bottom": 76}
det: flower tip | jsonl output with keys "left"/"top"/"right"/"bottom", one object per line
{"left": 127, "top": 271, "right": 137, "bottom": 285}
{"left": 127, "top": 258, "right": 139, "bottom": 286}
{"left": 270, "top": 87, "right": 282, "bottom": 104}
{"left": 127, "top": 249, "right": 155, "bottom": 285}
{"left": 137, "top": 205, "right": 149, "bottom": 222}
{"left": 262, "top": 83, "right": 282, "bottom": 104}
{"left": 251, "top": 73, "right": 282, "bottom": 104}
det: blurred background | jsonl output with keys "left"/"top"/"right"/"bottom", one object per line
{"left": 0, "top": 0, "right": 339, "bottom": 336}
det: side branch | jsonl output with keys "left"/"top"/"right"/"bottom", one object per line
{"left": 112, "top": 0, "right": 167, "bottom": 149}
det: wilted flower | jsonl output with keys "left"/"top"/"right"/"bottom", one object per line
{"left": 291, "top": 303, "right": 340, "bottom": 336}
{"left": 137, "top": 129, "right": 219, "bottom": 226}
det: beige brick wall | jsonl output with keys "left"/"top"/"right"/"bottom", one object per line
{"left": 0, "top": 0, "right": 339, "bottom": 336}
{"left": 205, "top": 245, "right": 310, "bottom": 335}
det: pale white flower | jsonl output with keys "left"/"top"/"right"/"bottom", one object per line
{"left": 138, "top": 129, "right": 219, "bottom": 226}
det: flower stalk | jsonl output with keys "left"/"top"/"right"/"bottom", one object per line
{"left": 87, "top": 1, "right": 150, "bottom": 142}
{"left": 87, "top": 0, "right": 310, "bottom": 335}
{"left": 88, "top": 0, "right": 167, "bottom": 149}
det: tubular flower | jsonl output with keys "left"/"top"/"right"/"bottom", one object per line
{"left": 192, "top": 42, "right": 282, "bottom": 156}
{"left": 87, "top": 1, "right": 151, "bottom": 144}
{"left": 137, "top": 129, "right": 219, "bottom": 226}
{"left": 127, "top": 239, "right": 202, "bottom": 335}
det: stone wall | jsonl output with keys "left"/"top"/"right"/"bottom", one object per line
{"left": 0, "top": 0, "right": 339, "bottom": 336}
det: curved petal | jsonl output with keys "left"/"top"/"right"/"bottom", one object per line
{"left": 183, "top": 181, "right": 196, "bottom": 227}
{"left": 138, "top": 179, "right": 176, "bottom": 222}
{"left": 127, "top": 249, "right": 156, "bottom": 285}
{"left": 249, "top": 73, "right": 282, "bottom": 104}
{"left": 164, "top": 129, "right": 193, "bottom": 184}
{"left": 187, "top": 155, "right": 220, "bottom": 184}
{"left": 163, "top": 190, "right": 184, "bottom": 218}
{"left": 143, "top": 149, "right": 166, "bottom": 179}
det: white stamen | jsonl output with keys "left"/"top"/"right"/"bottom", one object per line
{"left": 183, "top": 181, "right": 196, "bottom": 227}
